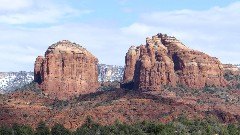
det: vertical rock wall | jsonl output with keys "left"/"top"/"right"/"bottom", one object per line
{"left": 123, "top": 33, "right": 226, "bottom": 91}
{"left": 34, "top": 40, "right": 99, "bottom": 99}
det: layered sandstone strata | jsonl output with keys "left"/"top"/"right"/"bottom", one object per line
{"left": 123, "top": 33, "right": 226, "bottom": 91}
{"left": 34, "top": 40, "right": 99, "bottom": 99}
{"left": 222, "top": 64, "right": 239, "bottom": 72}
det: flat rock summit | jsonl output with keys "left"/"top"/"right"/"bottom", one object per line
{"left": 34, "top": 40, "right": 99, "bottom": 99}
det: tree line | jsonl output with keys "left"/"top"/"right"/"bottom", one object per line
{"left": 1, "top": 116, "right": 240, "bottom": 135}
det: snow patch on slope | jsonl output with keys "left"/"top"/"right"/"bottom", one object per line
{"left": 0, "top": 71, "right": 34, "bottom": 94}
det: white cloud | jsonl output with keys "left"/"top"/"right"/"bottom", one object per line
{"left": 121, "top": 23, "right": 151, "bottom": 36}
{"left": 0, "top": 8, "right": 77, "bottom": 24}
{"left": 0, "top": 1, "right": 240, "bottom": 72}
{"left": 122, "top": 1, "right": 240, "bottom": 64}
{"left": 0, "top": 23, "right": 134, "bottom": 71}
{"left": 0, "top": 0, "right": 90, "bottom": 24}
{"left": 0, "top": 0, "right": 32, "bottom": 11}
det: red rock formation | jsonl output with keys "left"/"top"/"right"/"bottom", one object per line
{"left": 222, "top": 64, "right": 239, "bottom": 72}
{"left": 34, "top": 40, "right": 99, "bottom": 99}
{"left": 123, "top": 46, "right": 139, "bottom": 82}
{"left": 123, "top": 33, "right": 226, "bottom": 91}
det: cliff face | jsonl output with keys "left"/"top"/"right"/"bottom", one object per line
{"left": 34, "top": 40, "right": 99, "bottom": 99}
{"left": 0, "top": 64, "right": 124, "bottom": 94}
{"left": 123, "top": 46, "right": 139, "bottom": 82}
{"left": 123, "top": 33, "right": 226, "bottom": 91}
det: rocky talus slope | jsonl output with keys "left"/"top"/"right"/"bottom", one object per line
{"left": 1, "top": 82, "right": 240, "bottom": 130}
{"left": 123, "top": 33, "right": 227, "bottom": 91}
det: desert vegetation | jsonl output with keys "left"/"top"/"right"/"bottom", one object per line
{"left": 1, "top": 116, "right": 240, "bottom": 135}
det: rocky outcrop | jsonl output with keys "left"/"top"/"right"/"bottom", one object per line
{"left": 0, "top": 64, "right": 124, "bottom": 94}
{"left": 123, "top": 46, "right": 140, "bottom": 82}
{"left": 223, "top": 64, "right": 239, "bottom": 72}
{"left": 123, "top": 33, "right": 226, "bottom": 91}
{"left": 34, "top": 40, "right": 99, "bottom": 99}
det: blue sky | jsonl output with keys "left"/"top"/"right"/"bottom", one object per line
{"left": 0, "top": 0, "right": 240, "bottom": 71}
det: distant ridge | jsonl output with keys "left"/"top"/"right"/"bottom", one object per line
{"left": 0, "top": 71, "right": 34, "bottom": 94}
{"left": 0, "top": 64, "right": 124, "bottom": 94}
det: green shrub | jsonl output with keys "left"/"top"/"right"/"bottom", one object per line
{"left": 1, "top": 117, "right": 240, "bottom": 135}
{"left": 12, "top": 124, "right": 34, "bottom": 135}
{"left": 0, "top": 126, "right": 12, "bottom": 135}
{"left": 35, "top": 121, "right": 50, "bottom": 135}
{"left": 74, "top": 116, "right": 106, "bottom": 135}
{"left": 51, "top": 124, "right": 71, "bottom": 135}
{"left": 227, "top": 124, "right": 239, "bottom": 135}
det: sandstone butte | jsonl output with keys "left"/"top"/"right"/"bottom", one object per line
{"left": 123, "top": 33, "right": 227, "bottom": 91}
{"left": 34, "top": 40, "right": 99, "bottom": 99}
